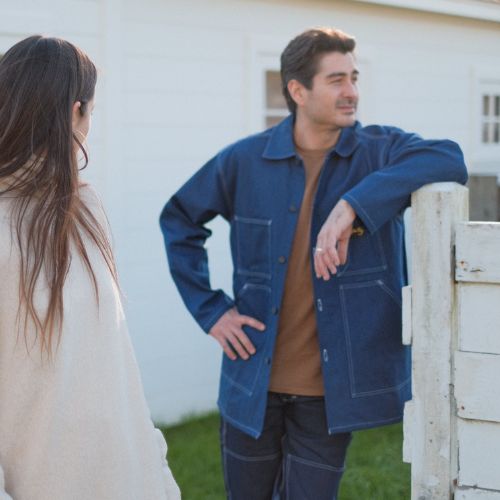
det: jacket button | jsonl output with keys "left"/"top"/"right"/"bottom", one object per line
{"left": 271, "top": 306, "right": 279, "bottom": 315}
{"left": 289, "top": 204, "right": 297, "bottom": 213}
{"left": 278, "top": 256, "right": 286, "bottom": 264}
{"left": 323, "top": 349, "right": 329, "bottom": 362}
{"left": 317, "top": 299, "right": 323, "bottom": 312}
{"left": 265, "top": 357, "right": 271, "bottom": 365}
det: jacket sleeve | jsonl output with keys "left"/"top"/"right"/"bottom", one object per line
{"left": 159, "top": 149, "right": 235, "bottom": 333}
{"left": 341, "top": 130, "right": 468, "bottom": 233}
{"left": 0, "top": 466, "right": 13, "bottom": 499}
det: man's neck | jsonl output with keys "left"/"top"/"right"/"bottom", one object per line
{"left": 293, "top": 114, "right": 341, "bottom": 151}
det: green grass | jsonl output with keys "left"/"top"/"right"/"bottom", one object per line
{"left": 160, "top": 413, "right": 410, "bottom": 500}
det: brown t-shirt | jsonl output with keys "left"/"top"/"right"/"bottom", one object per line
{"left": 268, "top": 145, "right": 329, "bottom": 396}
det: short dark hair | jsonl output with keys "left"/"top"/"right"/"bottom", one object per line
{"left": 280, "top": 28, "right": 356, "bottom": 113}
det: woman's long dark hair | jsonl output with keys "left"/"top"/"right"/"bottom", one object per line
{"left": 0, "top": 35, "right": 118, "bottom": 353}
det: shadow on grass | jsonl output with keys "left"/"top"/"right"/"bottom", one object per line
{"left": 160, "top": 413, "right": 410, "bottom": 500}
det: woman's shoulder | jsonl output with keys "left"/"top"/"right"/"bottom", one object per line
{"left": 79, "top": 182, "right": 102, "bottom": 206}
{"left": 0, "top": 199, "right": 15, "bottom": 271}
{"left": 79, "top": 182, "right": 106, "bottom": 217}
{"left": 78, "top": 182, "right": 112, "bottom": 239}
{"left": 0, "top": 197, "right": 14, "bottom": 229}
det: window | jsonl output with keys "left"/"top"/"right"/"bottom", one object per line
{"left": 470, "top": 72, "right": 500, "bottom": 170}
{"left": 264, "top": 70, "right": 288, "bottom": 128}
{"left": 482, "top": 93, "right": 500, "bottom": 144}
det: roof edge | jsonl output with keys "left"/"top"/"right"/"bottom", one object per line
{"left": 350, "top": 0, "right": 500, "bottom": 23}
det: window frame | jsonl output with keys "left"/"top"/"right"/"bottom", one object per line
{"left": 471, "top": 67, "right": 500, "bottom": 166}
{"left": 248, "top": 35, "right": 289, "bottom": 133}
{"left": 480, "top": 86, "right": 500, "bottom": 145}
{"left": 263, "top": 68, "right": 288, "bottom": 129}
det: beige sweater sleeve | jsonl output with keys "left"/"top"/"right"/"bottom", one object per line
{"left": 0, "top": 467, "right": 13, "bottom": 499}
{"left": 154, "top": 429, "right": 182, "bottom": 499}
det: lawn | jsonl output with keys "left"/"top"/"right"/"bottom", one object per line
{"left": 160, "top": 412, "right": 410, "bottom": 500}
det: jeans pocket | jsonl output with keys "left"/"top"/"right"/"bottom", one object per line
{"left": 339, "top": 279, "right": 409, "bottom": 397}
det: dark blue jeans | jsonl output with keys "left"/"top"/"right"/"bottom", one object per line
{"left": 220, "top": 392, "right": 352, "bottom": 500}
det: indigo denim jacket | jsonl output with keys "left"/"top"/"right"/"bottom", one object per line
{"left": 160, "top": 116, "right": 468, "bottom": 438}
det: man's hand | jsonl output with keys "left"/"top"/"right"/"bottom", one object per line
{"left": 209, "top": 307, "right": 266, "bottom": 361}
{"left": 314, "top": 199, "right": 356, "bottom": 280}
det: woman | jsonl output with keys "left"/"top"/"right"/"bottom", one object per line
{"left": 0, "top": 36, "right": 180, "bottom": 499}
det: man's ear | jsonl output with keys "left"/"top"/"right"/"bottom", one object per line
{"left": 287, "top": 79, "right": 306, "bottom": 108}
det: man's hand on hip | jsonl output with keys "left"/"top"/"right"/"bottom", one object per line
{"left": 209, "top": 308, "right": 266, "bottom": 361}
{"left": 314, "top": 199, "right": 356, "bottom": 281}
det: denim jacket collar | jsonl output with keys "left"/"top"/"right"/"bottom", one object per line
{"left": 262, "top": 114, "right": 361, "bottom": 161}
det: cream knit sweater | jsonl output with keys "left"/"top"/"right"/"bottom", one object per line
{"left": 0, "top": 186, "right": 181, "bottom": 500}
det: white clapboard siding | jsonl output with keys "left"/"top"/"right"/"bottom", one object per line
{"left": 458, "top": 283, "right": 500, "bottom": 355}
{"left": 456, "top": 223, "right": 500, "bottom": 283}
{"left": 455, "top": 490, "right": 500, "bottom": 500}
{"left": 457, "top": 419, "right": 500, "bottom": 491}
{"left": 455, "top": 351, "right": 500, "bottom": 422}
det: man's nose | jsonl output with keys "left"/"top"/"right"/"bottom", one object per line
{"left": 343, "top": 81, "right": 358, "bottom": 99}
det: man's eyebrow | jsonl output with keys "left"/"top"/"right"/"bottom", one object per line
{"left": 325, "top": 69, "right": 360, "bottom": 79}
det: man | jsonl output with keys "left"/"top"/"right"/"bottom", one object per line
{"left": 160, "top": 28, "right": 467, "bottom": 499}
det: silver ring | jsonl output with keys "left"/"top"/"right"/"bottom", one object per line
{"left": 315, "top": 247, "right": 324, "bottom": 253}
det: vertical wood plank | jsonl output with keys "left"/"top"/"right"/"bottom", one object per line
{"left": 403, "top": 400, "right": 414, "bottom": 464}
{"left": 408, "top": 182, "right": 468, "bottom": 500}
{"left": 402, "top": 285, "right": 412, "bottom": 346}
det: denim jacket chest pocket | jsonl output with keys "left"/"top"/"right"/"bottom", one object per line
{"left": 315, "top": 203, "right": 387, "bottom": 276}
{"left": 336, "top": 228, "right": 388, "bottom": 277}
{"left": 233, "top": 215, "right": 272, "bottom": 279}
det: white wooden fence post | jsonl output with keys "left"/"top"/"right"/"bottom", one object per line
{"left": 405, "top": 182, "right": 468, "bottom": 500}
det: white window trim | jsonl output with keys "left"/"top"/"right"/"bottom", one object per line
{"left": 471, "top": 66, "right": 500, "bottom": 166}
{"left": 247, "top": 34, "right": 290, "bottom": 134}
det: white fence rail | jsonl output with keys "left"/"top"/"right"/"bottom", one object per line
{"left": 403, "top": 183, "right": 500, "bottom": 500}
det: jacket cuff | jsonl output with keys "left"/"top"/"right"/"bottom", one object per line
{"left": 199, "top": 294, "right": 235, "bottom": 333}
{"left": 341, "top": 193, "right": 378, "bottom": 234}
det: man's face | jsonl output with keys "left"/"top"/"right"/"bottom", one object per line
{"left": 298, "top": 51, "right": 359, "bottom": 129}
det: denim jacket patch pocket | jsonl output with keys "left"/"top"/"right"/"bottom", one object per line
{"left": 221, "top": 283, "right": 271, "bottom": 396}
{"left": 336, "top": 230, "right": 387, "bottom": 277}
{"left": 236, "top": 283, "right": 271, "bottom": 328}
{"left": 339, "top": 280, "right": 409, "bottom": 398}
{"left": 234, "top": 215, "right": 272, "bottom": 279}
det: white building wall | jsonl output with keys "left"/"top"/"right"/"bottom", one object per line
{"left": 1, "top": 0, "right": 500, "bottom": 424}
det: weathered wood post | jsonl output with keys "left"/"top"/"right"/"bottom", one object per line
{"left": 403, "top": 182, "right": 469, "bottom": 500}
